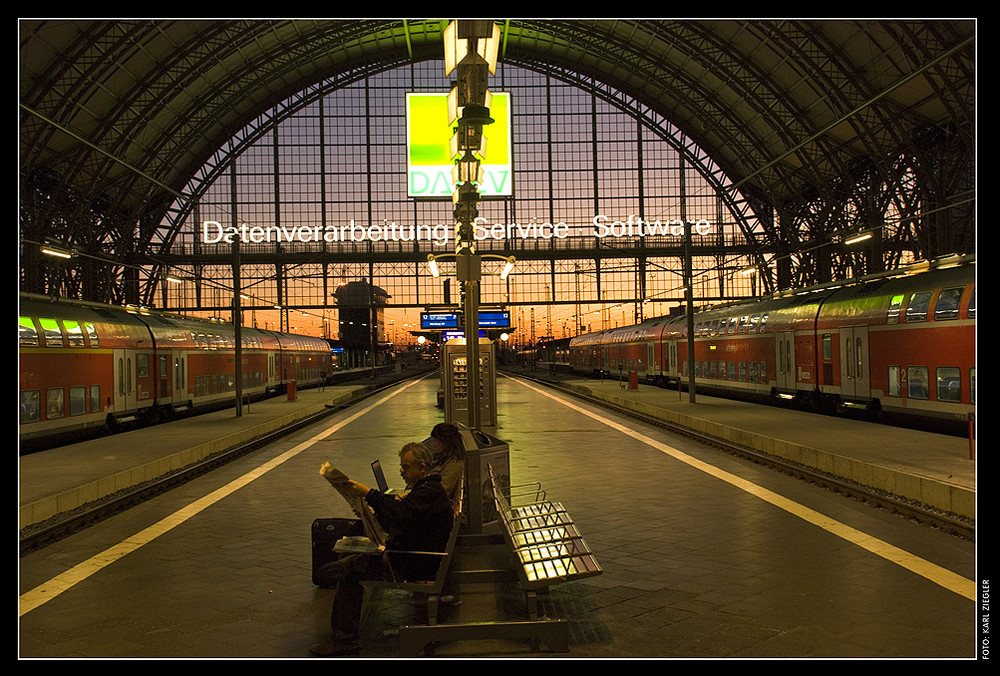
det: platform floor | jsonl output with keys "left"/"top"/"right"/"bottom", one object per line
{"left": 18, "top": 373, "right": 978, "bottom": 659}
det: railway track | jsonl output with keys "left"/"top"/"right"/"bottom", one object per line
{"left": 19, "top": 371, "right": 432, "bottom": 556}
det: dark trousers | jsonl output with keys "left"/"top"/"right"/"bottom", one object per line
{"left": 314, "top": 553, "right": 386, "bottom": 640}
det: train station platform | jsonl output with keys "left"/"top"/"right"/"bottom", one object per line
{"left": 18, "top": 371, "right": 977, "bottom": 659}
{"left": 516, "top": 369, "right": 976, "bottom": 522}
{"left": 19, "top": 369, "right": 429, "bottom": 534}
{"left": 20, "top": 365, "right": 976, "bottom": 536}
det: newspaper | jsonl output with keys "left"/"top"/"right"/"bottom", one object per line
{"left": 319, "top": 462, "right": 388, "bottom": 548}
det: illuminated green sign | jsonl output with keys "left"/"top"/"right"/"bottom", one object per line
{"left": 406, "top": 92, "right": 512, "bottom": 198}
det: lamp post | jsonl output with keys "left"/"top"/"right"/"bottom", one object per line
{"left": 443, "top": 19, "right": 500, "bottom": 431}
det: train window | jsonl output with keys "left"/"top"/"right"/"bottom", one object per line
{"left": 758, "top": 314, "right": 769, "bottom": 332}
{"left": 86, "top": 322, "right": 99, "bottom": 347}
{"left": 971, "top": 368, "right": 976, "bottom": 404}
{"left": 738, "top": 362, "right": 747, "bottom": 381}
{"left": 137, "top": 353, "right": 150, "bottom": 378}
{"left": 748, "top": 315, "right": 760, "bottom": 333}
{"left": 936, "top": 367, "right": 962, "bottom": 402}
{"left": 759, "top": 361, "right": 767, "bottom": 380}
{"left": 19, "top": 317, "right": 38, "bottom": 346}
{"left": 934, "top": 287, "right": 964, "bottom": 321}
{"left": 70, "top": 386, "right": 86, "bottom": 415}
{"left": 907, "top": 366, "right": 929, "bottom": 399}
{"left": 159, "top": 354, "right": 169, "bottom": 397}
{"left": 90, "top": 385, "right": 101, "bottom": 413}
{"left": 905, "top": 291, "right": 932, "bottom": 322}
{"left": 888, "top": 366, "right": 901, "bottom": 397}
{"left": 749, "top": 361, "right": 758, "bottom": 383}
{"left": 39, "top": 318, "right": 63, "bottom": 347}
{"left": 65, "top": 321, "right": 86, "bottom": 347}
{"left": 46, "top": 388, "right": 64, "bottom": 419}
{"left": 822, "top": 334, "right": 832, "bottom": 360}
{"left": 968, "top": 289, "right": 975, "bottom": 319}
{"left": 886, "top": 295, "right": 904, "bottom": 324}
{"left": 175, "top": 357, "right": 185, "bottom": 391}
{"left": 21, "top": 390, "right": 40, "bottom": 423}
{"left": 727, "top": 319, "right": 737, "bottom": 335}
{"left": 738, "top": 316, "right": 750, "bottom": 334}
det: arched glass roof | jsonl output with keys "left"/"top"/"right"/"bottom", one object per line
{"left": 20, "top": 19, "right": 975, "bottom": 338}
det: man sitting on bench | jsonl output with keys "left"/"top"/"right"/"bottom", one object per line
{"left": 310, "top": 441, "right": 454, "bottom": 657}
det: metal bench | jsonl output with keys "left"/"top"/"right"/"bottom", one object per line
{"left": 488, "top": 465, "right": 602, "bottom": 620}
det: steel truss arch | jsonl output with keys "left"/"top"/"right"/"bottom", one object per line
{"left": 20, "top": 19, "right": 974, "bottom": 311}
{"left": 145, "top": 57, "right": 776, "bottom": 305}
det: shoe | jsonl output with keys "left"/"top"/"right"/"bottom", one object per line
{"left": 308, "top": 637, "right": 360, "bottom": 657}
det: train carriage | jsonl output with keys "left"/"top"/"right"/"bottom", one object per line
{"left": 568, "top": 257, "right": 975, "bottom": 431}
{"left": 19, "top": 293, "right": 332, "bottom": 448}
{"left": 812, "top": 264, "right": 975, "bottom": 421}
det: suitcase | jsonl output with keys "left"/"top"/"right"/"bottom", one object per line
{"left": 311, "top": 517, "right": 363, "bottom": 586}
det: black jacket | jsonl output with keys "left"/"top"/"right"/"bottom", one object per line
{"left": 365, "top": 474, "right": 454, "bottom": 580}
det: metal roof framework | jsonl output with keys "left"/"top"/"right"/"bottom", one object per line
{"left": 19, "top": 19, "right": 975, "bottom": 305}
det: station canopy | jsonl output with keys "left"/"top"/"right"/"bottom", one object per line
{"left": 20, "top": 19, "right": 975, "bottom": 317}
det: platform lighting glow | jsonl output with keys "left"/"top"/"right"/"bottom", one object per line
{"left": 499, "top": 257, "right": 515, "bottom": 280}
{"left": 40, "top": 245, "right": 73, "bottom": 259}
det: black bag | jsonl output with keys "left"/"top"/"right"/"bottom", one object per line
{"left": 311, "top": 517, "right": 363, "bottom": 586}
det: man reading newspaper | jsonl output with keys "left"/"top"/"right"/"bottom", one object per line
{"left": 310, "top": 441, "right": 454, "bottom": 657}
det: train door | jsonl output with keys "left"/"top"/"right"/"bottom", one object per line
{"left": 839, "top": 326, "right": 871, "bottom": 399}
{"left": 666, "top": 340, "right": 678, "bottom": 378}
{"left": 112, "top": 348, "right": 137, "bottom": 415}
{"left": 172, "top": 350, "right": 188, "bottom": 405}
{"left": 775, "top": 332, "right": 796, "bottom": 390}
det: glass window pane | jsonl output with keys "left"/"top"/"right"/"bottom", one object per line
{"left": 39, "top": 318, "right": 63, "bottom": 347}
{"left": 19, "top": 317, "right": 38, "bottom": 346}
{"left": 888, "top": 366, "right": 900, "bottom": 397}
{"left": 46, "top": 388, "right": 64, "bottom": 418}
{"left": 20, "top": 390, "right": 40, "bottom": 422}
{"left": 886, "top": 295, "right": 904, "bottom": 324}
{"left": 936, "top": 367, "right": 961, "bottom": 402}
{"left": 905, "top": 291, "right": 932, "bottom": 322}
{"left": 65, "top": 320, "right": 86, "bottom": 346}
{"left": 907, "top": 366, "right": 929, "bottom": 399}
{"left": 934, "top": 287, "right": 963, "bottom": 321}
{"left": 70, "top": 386, "right": 86, "bottom": 415}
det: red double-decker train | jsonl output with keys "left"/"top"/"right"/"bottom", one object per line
{"left": 568, "top": 257, "right": 975, "bottom": 430}
{"left": 19, "top": 293, "right": 332, "bottom": 449}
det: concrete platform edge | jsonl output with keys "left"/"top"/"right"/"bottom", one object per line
{"left": 19, "top": 387, "right": 373, "bottom": 531}
{"left": 560, "top": 382, "right": 975, "bottom": 520}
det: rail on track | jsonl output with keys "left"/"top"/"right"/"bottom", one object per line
{"left": 19, "top": 367, "right": 436, "bottom": 555}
